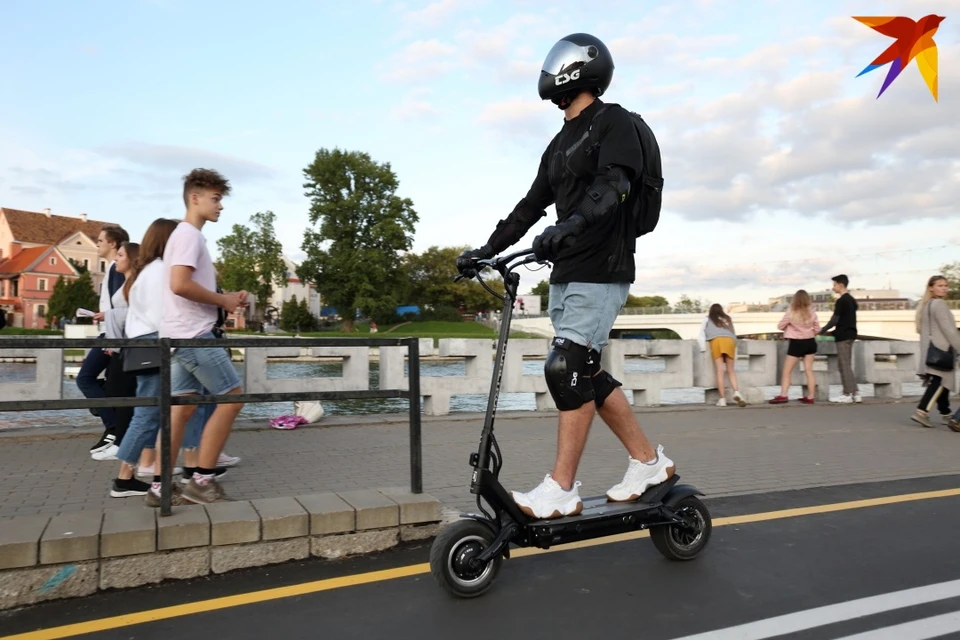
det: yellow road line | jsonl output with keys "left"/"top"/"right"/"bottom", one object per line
{"left": 6, "top": 486, "right": 960, "bottom": 640}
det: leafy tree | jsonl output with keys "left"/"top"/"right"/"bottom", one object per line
{"left": 298, "top": 148, "right": 418, "bottom": 332}
{"left": 625, "top": 294, "right": 670, "bottom": 308}
{"left": 939, "top": 262, "right": 960, "bottom": 300}
{"left": 67, "top": 258, "right": 88, "bottom": 274}
{"left": 673, "top": 294, "right": 704, "bottom": 314}
{"left": 530, "top": 279, "right": 550, "bottom": 297}
{"left": 216, "top": 211, "right": 288, "bottom": 324}
{"left": 401, "top": 245, "right": 504, "bottom": 313}
{"left": 45, "top": 276, "right": 70, "bottom": 322}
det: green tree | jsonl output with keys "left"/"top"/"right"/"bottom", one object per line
{"left": 62, "top": 271, "right": 100, "bottom": 324}
{"left": 530, "top": 279, "right": 550, "bottom": 297}
{"left": 216, "top": 211, "right": 288, "bottom": 324}
{"left": 67, "top": 258, "right": 88, "bottom": 274}
{"left": 298, "top": 148, "right": 418, "bottom": 332}
{"left": 673, "top": 294, "right": 704, "bottom": 314}
{"left": 940, "top": 262, "right": 960, "bottom": 300}
{"left": 45, "top": 276, "right": 70, "bottom": 322}
{"left": 625, "top": 294, "right": 670, "bottom": 308}
{"left": 401, "top": 245, "right": 504, "bottom": 313}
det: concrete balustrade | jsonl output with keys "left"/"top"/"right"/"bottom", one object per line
{"left": 0, "top": 338, "right": 927, "bottom": 416}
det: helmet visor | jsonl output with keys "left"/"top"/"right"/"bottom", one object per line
{"left": 541, "top": 40, "right": 597, "bottom": 75}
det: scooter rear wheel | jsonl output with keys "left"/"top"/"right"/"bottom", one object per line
{"left": 651, "top": 495, "right": 712, "bottom": 561}
{"left": 430, "top": 520, "right": 502, "bottom": 598}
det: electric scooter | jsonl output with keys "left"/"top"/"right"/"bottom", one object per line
{"left": 429, "top": 247, "right": 712, "bottom": 598}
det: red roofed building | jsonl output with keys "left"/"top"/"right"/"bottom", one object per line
{"left": 0, "top": 207, "right": 119, "bottom": 328}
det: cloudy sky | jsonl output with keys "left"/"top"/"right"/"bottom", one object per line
{"left": 1, "top": 0, "right": 957, "bottom": 306}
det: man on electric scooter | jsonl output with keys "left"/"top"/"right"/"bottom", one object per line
{"left": 457, "top": 33, "right": 676, "bottom": 520}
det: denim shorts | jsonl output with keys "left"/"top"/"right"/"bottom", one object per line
{"left": 171, "top": 331, "right": 242, "bottom": 396}
{"left": 548, "top": 282, "right": 630, "bottom": 352}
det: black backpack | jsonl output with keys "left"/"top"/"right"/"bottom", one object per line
{"left": 585, "top": 104, "right": 663, "bottom": 238}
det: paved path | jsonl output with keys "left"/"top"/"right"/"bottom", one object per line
{"left": 1, "top": 398, "right": 958, "bottom": 520}
{"left": 6, "top": 476, "right": 960, "bottom": 639}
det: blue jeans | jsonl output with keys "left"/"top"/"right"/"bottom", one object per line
{"left": 115, "top": 333, "right": 213, "bottom": 466}
{"left": 76, "top": 340, "right": 114, "bottom": 430}
{"left": 548, "top": 282, "right": 630, "bottom": 352}
{"left": 171, "top": 331, "right": 242, "bottom": 396}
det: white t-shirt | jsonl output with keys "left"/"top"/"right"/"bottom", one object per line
{"left": 99, "top": 260, "right": 116, "bottom": 313}
{"left": 161, "top": 221, "right": 218, "bottom": 339}
{"left": 126, "top": 260, "right": 165, "bottom": 338}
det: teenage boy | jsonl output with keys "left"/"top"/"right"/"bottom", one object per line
{"left": 79, "top": 224, "right": 130, "bottom": 458}
{"left": 820, "top": 274, "right": 860, "bottom": 403}
{"left": 147, "top": 168, "right": 247, "bottom": 506}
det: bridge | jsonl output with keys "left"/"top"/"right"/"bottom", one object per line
{"left": 512, "top": 309, "right": 960, "bottom": 342}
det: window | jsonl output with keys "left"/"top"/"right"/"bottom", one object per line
{"left": 100, "top": 260, "right": 106, "bottom": 272}
{"left": 36, "top": 304, "right": 45, "bottom": 317}
{"left": 83, "top": 259, "right": 89, "bottom": 269}
{"left": 50, "top": 257, "right": 57, "bottom": 265}
{"left": 38, "top": 279, "right": 47, "bottom": 291}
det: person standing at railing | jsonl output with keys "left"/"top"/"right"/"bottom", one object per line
{"left": 151, "top": 168, "right": 247, "bottom": 506}
{"left": 79, "top": 224, "right": 130, "bottom": 458}
{"left": 770, "top": 290, "right": 820, "bottom": 404}
{"left": 698, "top": 304, "right": 746, "bottom": 407}
{"left": 820, "top": 274, "right": 861, "bottom": 404}
{"left": 912, "top": 275, "right": 960, "bottom": 429}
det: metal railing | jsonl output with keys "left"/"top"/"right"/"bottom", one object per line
{"left": 0, "top": 336, "right": 423, "bottom": 517}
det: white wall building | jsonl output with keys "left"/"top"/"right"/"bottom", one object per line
{"left": 268, "top": 256, "right": 320, "bottom": 317}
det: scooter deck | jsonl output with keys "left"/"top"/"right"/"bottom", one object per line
{"left": 521, "top": 475, "right": 681, "bottom": 548}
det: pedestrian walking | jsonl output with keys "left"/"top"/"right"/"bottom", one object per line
{"left": 912, "top": 275, "right": 960, "bottom": 429}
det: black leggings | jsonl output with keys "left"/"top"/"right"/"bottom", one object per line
{"left": 918, "top": 375, "right": 951, "bottom": 415}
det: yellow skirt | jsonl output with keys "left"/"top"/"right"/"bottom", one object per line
{"left": 710, "top": 336, "right": 737, "bottom": 360}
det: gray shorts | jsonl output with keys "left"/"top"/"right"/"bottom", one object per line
{"left": 548, "top": 282, "right": 630, "bottom": 352}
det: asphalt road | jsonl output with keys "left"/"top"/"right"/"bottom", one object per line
{"left": 6, "top": 475, "right": 960, "bottom": 640}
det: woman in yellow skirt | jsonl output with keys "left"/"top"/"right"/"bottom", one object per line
{"left": 698, "top": 304, "right": 746, "bottom": 407}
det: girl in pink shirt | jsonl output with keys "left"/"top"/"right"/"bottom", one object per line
{"left": 770, "top": 290, "right": 821, "bottom": 405}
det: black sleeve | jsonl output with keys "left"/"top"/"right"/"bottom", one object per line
{"left": 483, "top": 148, "right": 552, "bottom": 253}
{"left": 595, "top": 106, "right": 644, "bottom": 181}
{"left": 821, "top": 299, "right": 840, "bottom": 333}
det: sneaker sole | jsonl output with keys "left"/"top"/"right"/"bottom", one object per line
{"left": 606, "top": 464, "right": 677, "bottom": 503}
{"left": 517, "top": 500, "right": 583, "bottom": 520}
{"left": 110, "top": 489, "right": 149, "bottom": 498}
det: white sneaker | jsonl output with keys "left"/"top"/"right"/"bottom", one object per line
{"left": 830, "top": 394, "right": 854, "bottom": 404}
{"left": 716, "top": 398, "right": 727, "bottom": 407}
{"left": 853, "top": 393, "right": 862, "bottom": 403}
{"left": 217, "top": 452, "right": 242, "bottom": 467}
{"left": 733, "top": 391, "right": 746, "bottom": 407}
{"left": 91, "top": 444, "right": 119, "bottom": 461}
{"left": 511, "top": 475, "right": 583, "bottom": 519}
{"left": 606, "top": 445, "right": 676, "bottom": 503}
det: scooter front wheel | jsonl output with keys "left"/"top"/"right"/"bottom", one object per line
{"left": 430, "top": 520, "right": 502, "bottom": 598}
{"left": 650, "top": 495, "right": 712, "bottom": 561}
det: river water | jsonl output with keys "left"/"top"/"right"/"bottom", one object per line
{"left": 0, "top": 359, "right": 926, "bottom": 430}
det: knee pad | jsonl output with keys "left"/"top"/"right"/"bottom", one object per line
{"left": 544, "top": 338, "right": 595, "bottom": 411}
{"left": 593, "top": 370, "right": 622, "bottom": 409}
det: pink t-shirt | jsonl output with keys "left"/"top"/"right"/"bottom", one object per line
{"left": 161, "top": 221, "right": 218, "bottom": 339}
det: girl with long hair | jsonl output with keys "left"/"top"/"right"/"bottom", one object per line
{"left": 770, "top": 290, "right": 821, "bottom": 404}
{"left": 698, "top": 303, "right": 746, "bottom": 407}
{"left": 92, "top": 241, "right": 141, "bottom": 461}
{"left": 912, "top": 275, "right": 960, "bottom": 429}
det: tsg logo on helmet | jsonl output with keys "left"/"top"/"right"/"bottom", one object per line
{"left": 538, "top": 33, "right": 613, "bottom": 109}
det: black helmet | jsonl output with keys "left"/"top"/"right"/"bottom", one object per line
{"left": 538, "top": 33, "right": 614, "bottom": 108}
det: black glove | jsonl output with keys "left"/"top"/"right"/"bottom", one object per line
{"left": 533, "top": 219, "right": 579, "bottom": 262}
{"left": 456, "top": 244, "right": 494, "bottom": 275}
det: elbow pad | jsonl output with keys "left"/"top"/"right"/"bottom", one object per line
{"left": 486, "top": 198, "right": 547, "bottom": 254}
{"left": 566, "top": 165, "right": 632, "bottom": 231}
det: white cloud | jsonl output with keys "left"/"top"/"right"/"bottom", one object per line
{"left": 94, "top": 143, "right": 278, "bottom": 181}
{"left": 389, "top": 87, "right": 442, "bottom": 121}
{"left": 382, "top": 39, "right": 458, "bottom": 81}
{"left": 401, "top": 0, "right": 467, "bottom": 29}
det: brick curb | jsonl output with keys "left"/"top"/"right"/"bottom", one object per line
{"left": 0, "top": 487, "right": 441, "bottom": 611}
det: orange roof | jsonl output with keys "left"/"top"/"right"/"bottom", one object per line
{"left": 0, "top": 246, "right": 50, "bottom": 275}
{"left": 1, "top": 207, "right": 116, "bottom": 245}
